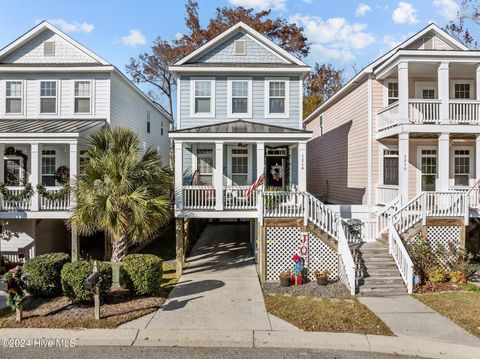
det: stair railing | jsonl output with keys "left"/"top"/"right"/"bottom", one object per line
{"left": 464, "top": 180, "right": 480, "bottom": 225}
{"left": 388, "top": 220, "right": 414, "bottom": 294}
{"left": 338, "top": 219, "right": 357, "bottom": 295}
{"left": 304, "top": 192, "right": 338, "bottom": 239}
{"left": 376, "top": 195, "right": 402, "bottom": 238}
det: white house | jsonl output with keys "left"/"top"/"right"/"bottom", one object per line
{"left": 0, "top": 21, "right": 172, "bottom": 262}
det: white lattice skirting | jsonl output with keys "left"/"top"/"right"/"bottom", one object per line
{"left": 265, "top": 226, "right": 338, "bottom": 282}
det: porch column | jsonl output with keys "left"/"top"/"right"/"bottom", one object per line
{"left": 438, "top": 133, "right": 450, "bottom": 191}
{"left": 174, "top": 140, "right": 183, "bottom": 211}
{"left": 476, "top": 65, "right": 480, "bottom": 101}
{"left": 298, "top": 141, "right": 307, "bottom": 192}
{"left": 398, "top": 132, "right": 409, "bottom": 205}
{"left": 257, "top": 142, "right": 265, "bottom": 183}
{"left": 438, "top": 62, "right": 450, "bottom": 124}
{"left": 0, "top": 144, "right": 4, "bottom": 184}
{"left": 476, "top": 135, "right": 480, "bottom": 181}
{"left": 398, "top": 61, "right": 409, "bottom": 122}
{"left": 30, "top": 143, "right": 39, "bottom": 211}
{"left": 214, "top": 141, "right": 224, "bottom": 211}
{"left": 69, "top": 141, "right": 78, "bottom": 209}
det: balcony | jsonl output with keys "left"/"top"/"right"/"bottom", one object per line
{"left": 0, "top": 185, "right": 70, "bottom": 212}
{"left": 377, "top": 99, "right": 480, "bottom": 131}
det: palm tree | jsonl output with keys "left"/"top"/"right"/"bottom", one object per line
{"left": 69, "top": 127, "right": 172, "bottom": 262}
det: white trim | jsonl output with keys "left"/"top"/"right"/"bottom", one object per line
{"left": 170, "top": 132, "right": 311, "bottom": 141}
{"left": 264, "top": 77, "right": 289, "bottom": 119}
{"left": 174, "top": 22, "right": 306, "bottom": 66}
{"left": 376, "top": 123, "right": 480, "bottom": 139}
{"left": 190, "top": 77, "right": 216, "bottom": 118}
{"left": 38, "top": 79, "right": 59, "bottom": 116}
{"left": 4, "top": 80, "right": 25, "bottom": 117}
{"left": 367, "top": 75, "right": 373, "bottom": 240}
{"left": 40, "top": 147, "right": 57, "bottom": 186}
{"left": 414, "top": 81, "right": 437, "bottom": 99}
{"left": 175, "top": 209, "right": 258, "bottom": 219}
{"left": 169, "top": 66, "right": 310, "bottom": 74}
{"left": 450, "top": 79, "right": 475, "bottom": 99}
{"left": 416, "top": 145, "right": 438, "bottom": 194}
{"left": 176, "top": 77, "right": 181, "bottom": 129}
{"left": 73, "top": 80, "right": 92, "bottom": 115}
{"left": 383, "top": 79, "right": 398, "bottom": 108}
{"left": 378, "top": 144, "right": 399, "bottom": 187}
{"left": 298, "top": 79, "right": 303, "bottom": 129}
{"left": 451, "top": 145, "right": 474, "bottom": 188}
{"left": 227, "top": 77, "right": 252, "bottom": 118}
{"left": 227, "top": 145, "right": 252, "bottom": 186}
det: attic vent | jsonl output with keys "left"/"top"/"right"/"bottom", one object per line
{"left": 234, "top": 40, "right": 246, "bottom": 55}
{"left": 44, "top": 41, "right": 55, "bottom": 56}
{"left": 423, "top": 36, "right": 434, "bottom": 50}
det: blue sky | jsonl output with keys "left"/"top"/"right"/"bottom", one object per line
{"left": 0, "top": 0, "right": 466, "bottom": 80}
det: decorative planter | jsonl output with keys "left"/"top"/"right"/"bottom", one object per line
{"left": 316, "top": 276, "right": 328, "bottom": 286}
{"left": 279, "top": 276, "right": 290, "bottom": 287}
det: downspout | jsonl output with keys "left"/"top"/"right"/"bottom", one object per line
{"left": 367, "top": 74, "right": 373, "bottom": 241}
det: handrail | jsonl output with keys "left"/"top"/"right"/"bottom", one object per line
{"left": 377, "top": 101, "right": 399, "bottom": 115}
{"left": 388, "top": 221, "right": 414, "bottom": 294}
{"left": 305, "top": 192, "right": 338, "bottom": 238}
{"left": 376, "top": 195, "right": 401, "bottom": 238}
{"left": 338, "top": 220, "right": 357, "bottom": 295}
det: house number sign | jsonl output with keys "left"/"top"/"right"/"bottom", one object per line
{"left": 299, "top": 232, "right": 308, "bottom": 266}
{"left": 300, "top": 153, "right": 305, "bottom": 171}
{"left": 402, "top": 154, "right": 407, "bottom": 171}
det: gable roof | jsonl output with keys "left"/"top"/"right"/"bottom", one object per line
{"left": 174, "top": 22, "right": 307, "bottom": 67}
{"left": 304, "top": 23, "right": 472, "bottom": 123}
{"left": 0, "top": 21, "right": 109, "bottom": 65}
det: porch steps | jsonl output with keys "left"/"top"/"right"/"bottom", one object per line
{"left": 354, "top": 242, "right": 407, "bottom": 297}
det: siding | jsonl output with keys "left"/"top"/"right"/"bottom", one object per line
{"left": 110, "top": 72, "right": 171, "bottom": 167}
{"left": 306, "top": 80, "right": 369, "bottom": 204}
{"left": 372, "top": 80, "right": 385, "bottom": 205}
{"left": 179, "top": 75, "right": 301, "bottom": 130}
{"left": 195, "top": 32, "right": 288, "bottom": 64}
{"left": 406, "top": 33, "right": 453, "bottom": 50}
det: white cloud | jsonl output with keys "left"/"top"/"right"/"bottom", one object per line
{"left": 174, "top": 32, "right": 183, "bottom": 41}
{"left": 433, "top": 0, "right": 460, "bottom": 21}
{"left": 121, "top": 29, "right": 146, "bottom": 47}
{"left": 289, "top": 14, "right": 375, "bottom": 63}
{"left": 228, "top": 0, "right": 286, "bottom": 11}
{"left": 356, "top": 3, "right": 372, "bottom": 17}
{"left": 48, "top": 19, "right": 94, "bottom": 33}
{"left": 392, "top": 2, "right": 419, "bottom": 24}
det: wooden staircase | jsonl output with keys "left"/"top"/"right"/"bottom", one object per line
{"left": 353, "top": 241, "right": 407, "bottom": 296}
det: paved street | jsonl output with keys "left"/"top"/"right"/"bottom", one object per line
{"left": 0, "top": 346, "right": 429, "bottom": 359}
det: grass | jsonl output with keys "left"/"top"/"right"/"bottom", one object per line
{"left": 264, "top": 293, "right": 393, "bottom": 336}
{"left": 415, "top": 290, "right": 480, "bottom": 338}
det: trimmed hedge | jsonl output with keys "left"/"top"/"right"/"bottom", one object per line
{"left": 61, "top": 260, "right": 112, "bottom": 303}
{"left": 22, "top": 253, "right": 70, "bottom": 297}
{"left": 123, "top": 254, "right": 163, "bottom": 296}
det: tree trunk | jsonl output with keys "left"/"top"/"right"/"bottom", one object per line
{"left": 111, "top": 235, "right": 128, "bottom": 262}
{"left": 104, "top": 235, "right": 112, "bottom": 261}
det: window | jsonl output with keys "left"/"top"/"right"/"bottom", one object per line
{"left": 197, "top": 148, "right": 214, "bottom": 185}
{"left": 6, "top": 81, "right": 22, "bottom": 114}
{"left": 267, "top": 80, "right": 288, "bottom": 116}
{"left": 229, "top": 79, "right": 250, "bottom": 116}
{"left": 41, "top": 149, "right": 56, "bottom": 186}
{"left": 422, "top": 89, "right": 435, "bottom": 99}
{"left": 147, "top": 111, "right": 151, "bottom": 133}
{"left": 161, "top": 120, "right": 164, "bottom": 136}
{"left": 40, "top": 81, "right": 57, "bottom": 113}
{"left": 319, "top": 115, "right": 324, "bottom": 136}
{"left": 454, "top": 83, "right": 471, "bottom": 99}
{"left": 231, "top": 148, "right": 248, "bottom": 186}
{"left": 44, "top": 41, "right": 55, "bottom": 56}
{"left": 421, "top": 149, "right": 437, "bottom": 191}
{"left": 234, "top": 40, "right": 246, "bottom": 55}
{"left": 4, "top": 157, "right": 24, "bottom": 186}
{"left": 387, "top": 82, "right": 398, "bottom": 105}
{"left": 74, "top": 81, "right": 91, "bottom": 113}
{"left": 454, "top": 149, "right": 471, "bottom": 186}
{"left": 383, "top": 149, "right": 399, "bottom": 186}
{"left": 193, "top": 80, "right": 213, "bottom": 115}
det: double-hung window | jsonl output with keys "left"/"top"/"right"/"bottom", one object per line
{"left": 454, "top": 83, "right": 471, "bottom": 99}
{"left": 266, "top": 79, "right": 288, "bottom": 117}
{"left": 231, "top": 148, "right": 249, "bottom": 186}
{"left": 229, "top": 79, "right": 251, "bottom": 117}
{"left": 454, "top": 149, "right": 471, "bottom": 186}
{"left": 40, "top": 81, "right": 57, "bottom": 113}
{"left": 41, "top": 149, "right": 56, "bottom": 186}
{"left": 147, "top": 111, "right": 151, "bottom": 133}
{"left": 383, "top": 149, "right": 399, "bottom": 186}
{"left": 387, "top": 82, "right": 398, "bottom": 105}
{"left": 420, "top": 149, "right": 437, "bottom": 191}
{"left": 192, "top": 79, "right": 214, "bottom": 116}
{"left": 6, "top": 81, "right": 22, "bottom": 114}
{"left": 74, "top": 81, "right": 91, "bottom": 113}
{"left": 197, "top": 148, "right": 214, "bottom": 185}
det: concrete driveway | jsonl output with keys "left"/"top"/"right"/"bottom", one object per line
{"left": 142, "top": 222, "right": 272, "bottom": 331}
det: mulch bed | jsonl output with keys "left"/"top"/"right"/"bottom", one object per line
{"left": 0, "top": 287, "right": 168, "bottom": 329}
{"left": 262, "top": 280, "right": 350, "bottom": 297}
{"left": 414, "top": 282, "right": 467, "bottom": 294}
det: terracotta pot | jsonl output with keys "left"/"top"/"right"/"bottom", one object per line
{"left": 279, "top": 276, "right": 290, "bottom": 287}
{"left": 316, "top": 276, "right": 328, "bottom": 286}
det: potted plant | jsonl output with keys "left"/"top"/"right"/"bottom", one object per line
{"left": 279, "top": 271, "right": 290, "bottom": 287}
{"left": 314, "top": 270, "right": 329, "bottom": 286}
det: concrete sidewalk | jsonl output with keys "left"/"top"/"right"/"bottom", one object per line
{"left": 359, "top": 296, "right": 480, "bottom": 347}
{"left": 1, "top": 328, "right": 479, "bottom": 359}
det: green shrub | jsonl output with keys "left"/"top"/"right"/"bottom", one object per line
{"left": 123, "top": 254, "right": 162, "bottom": 296}
{"left": 61, "top": 260, "right": 112, "bottom": 303}
{"left": 22, "top": 253, "right": 70, "bottom": 297}
{"left": 427, "top": 268, "right": 447, "bottom": 283}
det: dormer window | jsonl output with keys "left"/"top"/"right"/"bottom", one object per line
{"left": 44, "top": 41, "right": 55, "bottom": 56}
{"left": 234, "top": 40, "right": 246, "bottom": 55}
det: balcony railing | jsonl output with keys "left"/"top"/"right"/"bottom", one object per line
{"left": 408, "top": 99, "right": 441, "bottom": 124}
{"left": 182, "top": 185, "right": 216, "bottom": 210}
{"left": 377, "top": 102, "right": 399, "bottom": 130}
{"left": 0, "top": 186, "right": 32, "bottom": 211}
{"left": 449, "top": 100, "right": 480, "bottom": 124}
{"left": 0, "top": 185, "right": 71, "bottom": 212}
{"left": 39, "top": 186, "right": 71, "bottom": 211}
{"left": 223, "top": 186, "right": 257, "bottom": 210}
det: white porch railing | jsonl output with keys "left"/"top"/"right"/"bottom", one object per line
{"left": 376, "top": 195, "right": 401, "bottom": 238}
{"left": 39, "top": 186, "right": 70, "bottom": 211}
{"left": 306, "top": 193, "right": 338, "bottom": 239}
{"left": 377, "top": 102, "right": 399, "bottom": 130}
{"left": 408, "top": 99, "right": 441, "bottom": 124}
{"left": 338, "top": 221, "right": 357, "bottom": 295}
{"left": 449, "top": 100, "right": 480, "bottom": 124}
{"left": 424, "top": 191, "right": 465, "bottom": 217}
{"left": 0, "top": 241, "right": 35, "bottom": 263}
{"left": 388, "top": 221, "right": 414, "bottom": 294}
{"left": 0, "top": 186, "right": 32, "bottom": 211}
{"left": 182, "top": 185, "right": 216, "bottom": 210}
{"left": 223, "top": 186, "right": 257, "bottom": 210}
{"left": 376, "top": 184, "right": 399, "bottom": 205}
{"left": 263, "top": 191, "right": 305, "bottom": 218}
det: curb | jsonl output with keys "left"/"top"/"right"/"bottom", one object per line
{"left": 0, "top": 328, "right": 479, "bottom": 358}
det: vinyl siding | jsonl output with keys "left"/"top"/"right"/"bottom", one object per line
{"left": 306, "top": 80, "right": 369, "bottom": 204}
{"left": 372, "top": 80, "right": 385, "bottom": 205}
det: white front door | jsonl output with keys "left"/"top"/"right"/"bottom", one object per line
{"left": 418, "top": 148, "right": 437, "bottom": 193}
